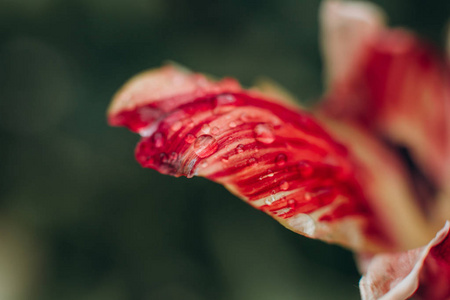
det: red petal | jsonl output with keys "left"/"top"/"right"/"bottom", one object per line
{"left": 360, "top": 221, "right": 450, "bottom": 300}
{"left": 108, "top": 65, "right": 435, "bottom": 252}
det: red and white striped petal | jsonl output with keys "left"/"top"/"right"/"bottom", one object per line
{"left": 108, "top": 64, "right": 241, "bottom": 132}
{"left": 320, "top": 0, "right": 386, "bottom": 90}
{"left": 319, "top": 0, "right": 450, "bottom": 227}
{"left": 315, "top": 117, "right": 433, "bottom": 251}
{"left": 108, "top": 65, "right": 434, "bottom": 253}
{"left": 360, "top": 221, "right": 450, "bottom": 300}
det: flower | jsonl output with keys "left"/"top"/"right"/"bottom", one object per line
{"left": 107, "top": 1, "right": 450, "bottom": 299}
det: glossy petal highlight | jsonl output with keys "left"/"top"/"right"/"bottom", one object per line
{"left": 360, "top": 221, "right": 450, "bottom": 300}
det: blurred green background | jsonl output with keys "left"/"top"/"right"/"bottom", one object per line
{"left": 0, "top": 0, "right": 449, "bottom": 299}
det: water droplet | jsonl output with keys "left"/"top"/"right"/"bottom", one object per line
{"left": 201, "top": 124, "right": 211, "bottom": 134}
{"left": 221, "top": 156, "right": 229, "bottom": 163}
{"left": 214, "top": 94, "right": 237, "bottom": 114}
{"left": 287, "top": 213, "right": 316, "bottom": 236}
{"left": 153, "top": 132, "right": 165, "bottom": 148}
{"left": 184, "top": 133, "right": 196, "bottom": 144}
{"left": 265, "top": 193, "right": 277, "bottom": 205}
{"left": 267, "top": 169, "right": 274, "bottom": 177}
{"left": 288, "top": 199, "right": 297, "bottom": 207}
{"left": 216, "top": 94, "right": 236, "bottom": 105}
{"left": 236, "top": 144, "right": 244, "bottom": 154}
{"left": 280, "top": 180, "right": 289, "bottom": 190}
{"left": 298, "top": 161, "right": 313, "bottom": 177}
{"left": 274, "top": 207, "right": 291, "bottom": 216}
{"left": 275, "top": 153, "right": 287, "bottom": 166}
{"left": 304, "top": 192, "right": 312, "bottom": 201}
{"left": 171, "top": 121, "right": 182, "bottom": 131}
{"left": 211, "top": 127, "right": 220, "bottom": 135}
{"left": 186, "top": 119, "right": 195, "bottom": 129}
{"left": 193, "top": 135, "right": 218, "bottom": 158}
{"left": 229, "top": 121, "right": 237, "bottom": 128}
{"left": 254, "top": 123, "right": 275, "bottom": 144}
{"left": 247, "top": 157, "right": 257, "bottom": 166}
{"left": 186, "top": 158, "right": 197, "bottom": 178}
{"left": 201, "top": 161, "right": 209, "bottom": 168}
{"left": 240, "top": 113, "right": 252, "bottom": 122}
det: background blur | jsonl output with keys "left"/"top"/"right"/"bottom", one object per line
{"left": 0, "top": 0, "right": 449, "bottom": 299}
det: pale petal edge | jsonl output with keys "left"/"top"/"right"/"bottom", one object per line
{"left": 359, "top": 221, "right": 450, "bottom": 300}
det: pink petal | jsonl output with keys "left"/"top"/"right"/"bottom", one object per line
{"left": 360, "top": 221, "right": 450, "bottom": 300}
{"left": 108, "top": 65, "right": 433, "bottom": 252}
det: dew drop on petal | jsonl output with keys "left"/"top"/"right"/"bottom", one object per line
{"left": 265, "top": 193, "right": 277, "bottom": 205}
{"left": 229, "top": 121, "right": 237, "bottom": 128}
{"left": 240, "top": 113, "right": 252, "bottom": 122}
{"left": 185, "top": 133, "right": 196, "bottom": 144}
{"left": 247, "top": 157, "right": 257, "bottom": 166}
{"left": 280, "top": 180, "right": 289, "bottom": 191}
{"left": 193, "top": 135, "right": 218, "bottom": 158}
{"left": 236, "top": 144, "right": 244, "bottom": 154}
{"left": 186, "top": 159, "right": 197, "bottom": 178}
{"left": 298, "top": 160, "right": 313, "bottom": 177}
{"left": 211, "top": 127, "right": 220, "bottom": 135}
{"left": 221, "top": 156, "right": 229, "bottom": 163}
{"left": 216, "top": 94, "right": 236, "bottom": 105}
{"left": 171, "top": 121, "right": 183, "bottom": 132}
{"left": 254, "top": 123, "right": 275, "bottom": 144}
{"left": 274, "top": 207, "right": 291, "bottom": 216}
{"left": 304, "top": 192, "right": 312, "bottom": 201}
{"left": 185, "top": 119, "right": 195, "bottom": 129}
{"left": 288, "top": 199, "right": 297, "bottom": 208}
{"left": 275, "top": 153, "right": 287, "bottom": 166}
{"left": 214, "top": 94, "right": 237, "bottom": 114}
{"left": 153, "top": 132, "right": 165, "bottom": 148}
{"left": 201, "top": 124, "right": 211, "bottom": 134}
{"left": 288, "top": 213, "right": 316, "bottom": 236}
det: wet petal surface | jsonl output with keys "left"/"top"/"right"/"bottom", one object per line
{"left": 108, "top": 65, "right": 434, "bottom": 253}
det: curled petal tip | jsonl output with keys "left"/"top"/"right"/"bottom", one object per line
{"left": 360, "top": 221, "right": 450, "bottom": 300}
{"left": 107, "top": 64, "right": 241, "bottom": 132}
